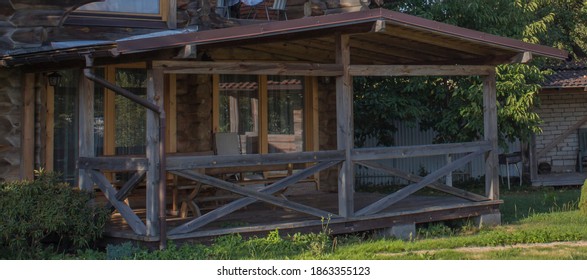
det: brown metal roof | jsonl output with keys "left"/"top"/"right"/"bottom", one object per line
{"left": 117, "top": 8, "right": 568, "bottom": 65}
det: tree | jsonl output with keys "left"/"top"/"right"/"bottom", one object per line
{"left": 355, "top": 0, "right": 585, "bottom": 148}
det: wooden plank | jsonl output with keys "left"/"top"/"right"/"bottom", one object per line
{"left": 259, "top": 75, "right": 268, "bottom": 154}
{"left": 78, "top": 156, "right": 149, "bottom": 171}
{"left": 145, "top": 67, "right": 163, "bottom": 237}
{"left": 348, "top": 65, "right": 495, "bottom": 77}
{"left": 537, "top": 113, "right": 587, "bottom": 159}
{"left": 483, "top": 71, "right": 499, "bottom": 200}
{"left": 173, "top": 170, "right": 335, "bottom": 218}
{"left": 168, "top": 200, "right": 502, "bottom": 240}
{"left": 105, "top": 170, "right": 146, "bottom": 212}
{"left": 356, "top": 161, "right": 489, "bottom": 202}
{"left": 352, "top": 141, "right": 491, "bottom": 161}
{"left": 154, "top": 61, "right": 343, "bottom": 76}
{"left": 165, "top": 74, "right": 177, "bottom": 153}
{"left": 21, "top": 73, "right": 35, "bottom": 180}
{"left": 77, "top": 72, "right": 94, "bottom": 191}
{"left": 355, "top": 149, "right": 486, "bottom": 216}
{"left": 167, "top": 150, "right": 345, "bottom": 170}
{"left": 168, "top": 160, "right": 340, "bottom": 235}
{"left": 44, "top": 81, "right": 55, "bottom": 172}
{"left": 167, "top": 0, "right": 177, "bottom": 29}
{"left": 104, "top": 66, "right": 116, "bottom": 157}
{"left": 336, "top": 33, "right": 354, "bottom": 218}
{"left": 88, "top": 170, "right": 147, "bottom": 235}
{"left": 212, "top": 74, "right": 220, "bottom": 133}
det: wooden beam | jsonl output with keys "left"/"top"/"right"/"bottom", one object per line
{"left": 168, "top": 160, "right": 340, "bottom": 235}
{"left": 174, "top": 170, "right": 335, "bottom": 218}
{"left": 77, "top": 71, "right": 94, "bottom": 192}
{"left": 88, "top": 170, "right": 147, "bottom": 235}
{"left": 154, "top": 61, "right": 343, "bottom": 76}
{"left": 167, "top": 150, "right": 345, "bottom": 170}
{"left": 21, "top": 73, "right": 35, "bottom": 180}
{"left": 510, "top": 52, "right": 532, "bottom": 64}
{"left": 165, "top": 74, "right": 177, "bottom": 153}
{"left": 259, "top": 75, "right": 268, "bottom": 154}
{"left": 336, "top": 33, "right": 354, "bottom": 218}
{"left": 104, "top": 66, "right": 116, "bottom": 157}
{"left": 483, "top": 70, "right": 499, "bottom": 200}
{"left": 167, "top": 0, "right": 177, "bottom": 29}
{"left": 212, "top": 74, "right": 220, "bottom": 133}
{"left": 145, "top": 67, "right": 164, "bottom": 237}
{"left": 44, "top": 81, "right": 55, "bottom": 172}
{"left": 356, "top": 161, "right": 489, "bottom": 202}
{"left": 352, "top": 141, "right": 491, "bottom": 161}
{"left": 348, "top": 65, "right": 495, "bottom": 77}
{"left": 78, "top": 156, "right": 149, "bottom": 171}
{"left": 355, "top": 149, "right": 486, "bottom": 216}
{"left": 105, "top": 170, "right": 146, "bottom": 212}
{"left": 529, "top": 133, "right": 538, "bottom": 182}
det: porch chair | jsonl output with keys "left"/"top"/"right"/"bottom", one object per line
{"left": 577, "top": 128, "right": 587, "bottom": 172}
{"left": 215, "top": 0, "right": 230, "bottom": 18}
{"left": 267, "top": 0, "right": 288, "bottom": 21}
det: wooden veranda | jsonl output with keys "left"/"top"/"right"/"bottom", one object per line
{"left": 68, "top": 9, "right": 567, "bottom": 245}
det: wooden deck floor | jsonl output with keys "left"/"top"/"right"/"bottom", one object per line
{"left": 103, "top": 184, "right": 501, "bottom": 243}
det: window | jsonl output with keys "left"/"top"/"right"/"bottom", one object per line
{"left": 217, "top": 75, "right": 308, "bottom": 155}
{"left": 66, "top": 0, "right": 172, "bottom": 28}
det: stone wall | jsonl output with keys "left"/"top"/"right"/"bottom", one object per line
{"left": 318, "top": 78, "right": 338, "bottom": 192}
{"left": 176, "top": 74, "right": 213, "bottom": 152}
{"left": 535, "top": 90, "right": 587, "bottom": 173}
{"left": 0, "top": 69, "right": 21, "bottom": 182}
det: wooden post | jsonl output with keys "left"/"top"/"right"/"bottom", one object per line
{"left": 146, "top": 67, "right": 164, "bottom": 237}
{"left": 529, "top": 133, "right": 538, "bottom": 183}
{"left": 336, "top": 33, "right": 354, "bottom": 217}
{"left": 483, "top": 70, "right": 499, "bottom": 200}
{"left": 259, "top": 75, "right": 269, "bottom": 154}
{"left": 21, "top": 73, "right": 35, "bottom": 180}
{"left": 77, "top": 71, "right": 95, "bottom": 192}
{"left": 44, "top": 81, "right": 55, "bottom": 172}
{"left": 167, "top": 0, "right": 177, "bottom": 29}
{"left": 212, "top": 74, "right": 220, "bottom": 133}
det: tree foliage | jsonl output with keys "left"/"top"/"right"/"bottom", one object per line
{"left": 355, "top": 0, "right": 586, "bottom": 147}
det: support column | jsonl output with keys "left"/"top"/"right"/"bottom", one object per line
{"left": 21, "top": 73, "right": 35, "bottom": 180}
{"left": 483, "top": 70, "right": 499, "bottom": 200}
{"left": 336, "top": 33, "right": 354, "bottom": 217}
{"left": 77, "top": 71, "right": 94, "bottom": 192}
{"left": 146, "top": 67, "right": 164, "bottom": 237}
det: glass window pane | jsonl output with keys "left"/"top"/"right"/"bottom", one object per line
{"left": 267, "top": 76, "right": 305, "bottom": 153}
{"left": 115, "top": 69, "right": 147, "bottom": 155}
{"left": 78, "top": 0, "right": 161, "bottom": 14}
{"left": 219, "top": 75, "right": 259, "bottom": 154}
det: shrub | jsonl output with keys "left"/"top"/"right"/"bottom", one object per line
{"left": 580, "top": 180, "right": 587, "bottom": 216}
{"left": 0, "top": 173, "right": 109, "bottom": 259}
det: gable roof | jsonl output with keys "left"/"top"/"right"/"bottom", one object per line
{"left": 1, "top": 8, "right": 568, "bottom": 68}
{"left": 116, "top": 8, "right": 568, "bottom": 65}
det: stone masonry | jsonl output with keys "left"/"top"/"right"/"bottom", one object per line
{"left": 535, "top": 90, "right": 587, "bottom": 173}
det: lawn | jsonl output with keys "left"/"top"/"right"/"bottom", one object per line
{"left": 72, "top": 186, "right": 586, "bottom": 260}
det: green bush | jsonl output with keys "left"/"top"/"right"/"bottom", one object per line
{"left": 581, "top": 180, "right": 587, "bottom": 216}
{"left": 0, "top": 173, "right": 109, "bottom": 259}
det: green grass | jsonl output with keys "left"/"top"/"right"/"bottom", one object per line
{"left": 64, "top": 187, "right": 587, "bottom": 260}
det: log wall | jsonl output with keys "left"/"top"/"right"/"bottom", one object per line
{"left": 176, "top": 74, "right": 213, "bottom": 152}
{"left": 0, "top": 69, "right": 22, "bottom": 182}
{"left": 318, "top": 78, "right": 338, "bottom": 192}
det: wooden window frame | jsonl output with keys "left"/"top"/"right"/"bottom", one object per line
{"left": 65, "top": 0, "right": 176, "bottom": 29}
{"left": 213, "top": 74, "right": 318, "bottom": 155}
{"left": 44, "top": 63, "right": 177, "bottom": 172}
